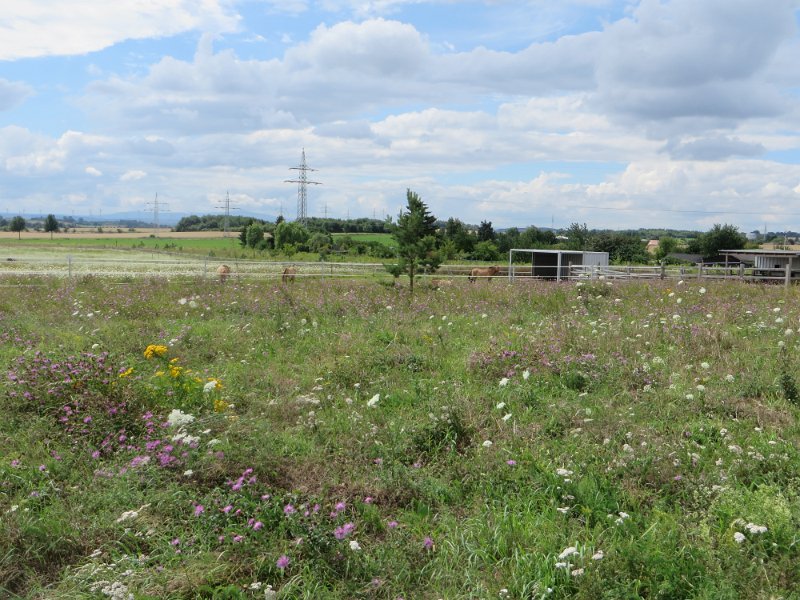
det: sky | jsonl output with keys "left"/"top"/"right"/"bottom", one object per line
{"left": 0, "top": 0, "right": 799, "bottom": 232}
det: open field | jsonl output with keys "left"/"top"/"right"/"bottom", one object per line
{"left": 2, "top": 276, "right": 800, "bottom": 598}
{"left": 331, "top": 233, "right": 395, "bottom": 247}
{"left": 0, "top": 229, "right": 230, "bottom": 240}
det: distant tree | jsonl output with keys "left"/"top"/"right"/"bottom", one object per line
{"left": 308, "top": 232, "right": 333, "bottom": 253}
{"left": 275, "top": 215, "right": 285, "bottom": 225}
{"left": 386, "top": 189, "right": 441, "bottom": 295}
{"left": 563, "top": 222, "right": 590, "bottom": 250}
{"left": 9, "top": 216, "right": 25, "bottom": 239}
{"left": 245, "top": 223, "right": 265, "bottom": 252}
{"left": 590, "top": 233, "right": 648, "bottom": 263}
{"left": 274, "top": 221, "right": 310, "bottom": 251}
{"left": 471, "top": 240, "right": 501, "bottom": 261}
{"left": 44, "top": 214, "right": 59, "bottom": 239}
{"left": 654, "top": 236, "right": 680, "bottom": 261}
{"left": 477, "top": 220, "right": 495, "bottom": 242}
{"left": 699, "top": 224, "right": 747, "bottom": 259}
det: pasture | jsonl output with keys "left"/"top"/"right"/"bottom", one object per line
{"left": 2, "top": 275, "right": 800, "bottom": 598}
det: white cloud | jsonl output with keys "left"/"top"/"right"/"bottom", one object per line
{"left": 85, "top": 166, "right": 103, "bottom": 177}
{"left": 0, "top": 0, "right": 240, "bottom": 60}
{"left": 120, "top": 170, "right": 147, "bottom": 181}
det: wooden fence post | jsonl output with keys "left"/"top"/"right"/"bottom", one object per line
{"left": 785, "top": 263, "right": 791, "bottom": 287}
{"left": 660, "top": 263, "right": 665, "bottom": 280}
{"left": 697, "top": 263, "right": 703, "bottom": 280}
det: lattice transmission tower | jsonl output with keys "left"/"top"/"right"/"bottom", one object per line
{"left": 145, "top": 193, "right": 168, "bottom": 236}
{"left": 285, "top": 149, "right": 321, "bottom": 223}
{"left": 215, "top": 191, "right": 239, "bottom": 238}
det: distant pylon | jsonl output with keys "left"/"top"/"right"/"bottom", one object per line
{"left": 214, "top": 191, "right": 240, "bottom": 238}
{"left": 285, "top": 149, "right": 321, "bottom": 223}
{"left": 145, "top": 193, "right": 168, "bottom": 236}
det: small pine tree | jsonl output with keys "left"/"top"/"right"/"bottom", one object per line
{"left": 386, "top": 189, "right": 441, "bottom": 294}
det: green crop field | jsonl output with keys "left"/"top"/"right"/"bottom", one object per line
{"left": 332, "top": 233, "right": 395, "bottom": 247}
{"left": 2, "top": 275, "right": 800, "bottom": 598}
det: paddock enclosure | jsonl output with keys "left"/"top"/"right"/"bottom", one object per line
{"left": 1, "top": 247, "right": 799, "bottom": 285}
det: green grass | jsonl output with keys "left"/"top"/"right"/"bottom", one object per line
{"left": 2, "top": 275, "right": 800, "bottom": 598}
{"left": 331, "top": 233, "right": 395, "bottom": 247}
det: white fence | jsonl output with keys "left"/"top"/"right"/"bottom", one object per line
{"left": 1, "top": 254, "right": 797, "bottom": 285}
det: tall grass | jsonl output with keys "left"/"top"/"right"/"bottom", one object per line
{"left": 1, "top": 275, "right": 799, "bottom": 598}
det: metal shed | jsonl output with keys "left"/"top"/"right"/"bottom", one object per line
{"left": 508, "top": 249, "right": 609, "bottom": 281}
{"left": 720, "top": 249, "right": 800, "bottom": 281}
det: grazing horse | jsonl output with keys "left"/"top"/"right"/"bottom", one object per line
{"left": 468, "top": 265, "right": 501, "bottom": 283}
{"left": 216, "top": 264, "right": 231, "bottom": 283}
{"left": 282, "top": 266, "right": 297, "bottom": 283}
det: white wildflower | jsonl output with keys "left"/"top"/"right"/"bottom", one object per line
{"left": 366, "top": 394, "right": 380, "bottom": 408}
{"left": 556, "top": 507, "right": 570, "bottom": 514}
{"left": 571, "top": 568, "right": 585, "bottom": 577}
{"left": 499, "top": 377, "right": 509, "bottom": 387}
{"left": 203, "top": 380, "right": 218, "bottom": 394}
{"left": 725, "top": 374, "right": 735, "bottom": 382}
{"left": 558, "top": 546, "right": 578, "bottom": 560}
{"left": 349, "top": 540, "right": 361, "bottom": 551}
{"left": 482, "top": 440, "right": 493, "bottom": 448}
{"left": 700, "top": 362, "right": 710, "bottom": 369}
{"left": 166, "top": 409, "right": 195, "bottom": 427}
{"left": 522, "top": 369, "right": 530, "bottom": 380}
{"left": 556, "top": 468, "right": 573, "bottom": 477}
{"left": 591, "top": 550, "right": 604, "bottom": 560}
{"left": 502, "top": 413, "right": 512, "bottom": 422}
{"left": 745, "top": 523, "right": 767, "bottom": 534}
{"left": 733, "top": 531, "right": 746, "bottom": 543}
{"left": 496, "top": 402, "right": 506, "bottom": 410}
{"left": 699, "top": 287, "right": 706, "bottom": 294}
{"left": 554, "top": 562, "right": 568, "bottom": 569}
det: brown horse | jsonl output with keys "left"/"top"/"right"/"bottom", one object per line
{"left": 216, "top": 264, "right": 231, "bottom": 283}
{"left": 282, "top": 266, "right": 297, "bottom": 283}
{"left": 468, "top": 265, "right": 501, "bottom": 283}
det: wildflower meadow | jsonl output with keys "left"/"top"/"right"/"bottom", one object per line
{"left": 2, "top": 274, "right": 800, "bottom": 599}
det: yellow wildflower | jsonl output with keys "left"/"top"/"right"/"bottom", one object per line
{"left": 144, "top": 344, "right": 168, "bottom": 359}
{"left": 118, "top": 367, "right": 134, "bottom": 378}
{"left": 214, "top": 398, "right": 229, "bottom": 413}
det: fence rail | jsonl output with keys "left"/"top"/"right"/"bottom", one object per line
{"left": 1, "top": 254, "right": 798, "bottom": 285}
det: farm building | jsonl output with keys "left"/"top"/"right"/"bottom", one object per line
{"left": 719, "top": 249, "right": 800, "bottom": 279}
{"left": 508, "top": 249, "right": 609, "bottom": 281}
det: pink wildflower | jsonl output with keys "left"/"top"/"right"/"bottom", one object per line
{"left": 276, "top": 555, "right": 290, "bottom": 569}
